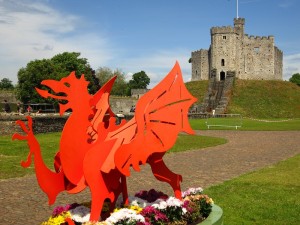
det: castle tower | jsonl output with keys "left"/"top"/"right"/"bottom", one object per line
{"left": 234, "top": 18, "right": 245, "bottom": 78}
{"left": 190, "top": 49, "right": 209, "bottom": 80}
{"left": 210, "top": 24, "right": 237, "bottom": 81}
{"left": 190, "top": 18, "right": 282, "bottom": 81}
{"left": 234, "top": 18, "right": 245, "bottom": 37}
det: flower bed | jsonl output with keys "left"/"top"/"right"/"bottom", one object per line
{"left": 42, "top": 188, "right": 216, "bottom": 225}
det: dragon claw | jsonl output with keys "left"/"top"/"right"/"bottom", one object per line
{"left": 12, "top": 133, "right": 28, "bottom": 141}
{"left": 14, "top": 117, "right": 34, "bottom": 137}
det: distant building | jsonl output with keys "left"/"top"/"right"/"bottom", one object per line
{"left": 131, "top": 89, "right": 149, "bottom": 99}
{"left": 190, "top": 18, "right": 283, "bottom": 81}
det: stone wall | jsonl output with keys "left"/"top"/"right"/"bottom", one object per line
{"left": 0, "top": 90, "right": 138, "bottom": 115}
{"left": 0, "top": 90, "right": 17, "bottom": 103}
{"left": 0, "top": 114, "right": 68, "bottom": 136}
{"left": 130, "top": 89, "right": 149, "bottom": 99}
{"left": 241, "top": 35, "right": 275, "bottom": 80}
{"left": 274, "top": 46, "right": 283, "bottom": 80}
{"left": 110, "top": 97, "right": 137, "bottom": 114}
{"left": 0, "top": 113, "right": 135, "bottom": 136}
{"left": 0, "top": 92, "right": 138, "bottom": 136}
{"left": 191, "top": 49, "right": 209, "bottom": 80}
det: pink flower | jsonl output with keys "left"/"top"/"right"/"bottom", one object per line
{"left": 140, "top": 206, "right": 168, "bottom": 225}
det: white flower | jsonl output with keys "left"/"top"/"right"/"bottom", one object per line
{"left": 128, "top": 196, "right": 149, "bottom": 208}
{"left": 105, "top": 208, "right": 145, "bottom": 224}
{"left": 69, "top": 205, "right": 91, "bottom": 223}
{"left": 166, "top": 197, "right": 183, "bottom": 207}
{"left": 151, "top": 198, "right": 168, "bottom": 210}
{"left": 182, "top": 187, "right": 203, "bottom": 198}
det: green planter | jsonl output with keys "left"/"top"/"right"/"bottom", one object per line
{"left": 198, "top": 204, "right": 223, "bottom": 225}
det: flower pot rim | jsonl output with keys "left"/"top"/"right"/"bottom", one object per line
{"left": 197, "top": 204, "right": 223, "bottom": 225}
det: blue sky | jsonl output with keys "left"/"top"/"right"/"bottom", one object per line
{"left": 0, "top": 0, "right": 299, "bottom": 87}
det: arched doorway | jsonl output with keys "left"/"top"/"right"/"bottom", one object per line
{"left": 220, "top": 71, "right": 226, "bottom": 80}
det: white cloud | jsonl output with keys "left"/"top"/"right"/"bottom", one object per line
{"left": 0, "top": 0, "right": 114, "bottom": 84}
{"left": 0, "top": 0, "right": 192, "bottom": 89}
{"left": 116, "top": 49, "right": 192, "bottom": 88}
{"left": 283, "top": 53, "right": 300, "bottom": 80}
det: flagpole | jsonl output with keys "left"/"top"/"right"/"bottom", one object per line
{"left": 236, "top": 0, "right": 239, "bottom": 18}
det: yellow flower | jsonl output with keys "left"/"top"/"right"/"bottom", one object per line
{"left": 129, "top": 205, "right": 143, "bottom": 213}
{"left": 41, "top": 212, "right": 71, "bottom": 225}
{"left": 83, "top": 221, "right": 110, "bottom": 225}
{"left": 113, "top": 208, "right": 121, "bottom": 213}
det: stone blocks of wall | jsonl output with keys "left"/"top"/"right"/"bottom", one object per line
{"left": 191, "top": 49, "right": 209, "bottom": 80}
{"left": 0, "top": 97, "right": 138, "bottom": 136}
{"left": 110, "top": 97, "right": 137, "bottom": 114}
{"left": 0, "top": 114, "right": 68, "bottom": 136}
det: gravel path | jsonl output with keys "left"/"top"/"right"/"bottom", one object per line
{"left": 1, "top": 130, "right": 299, "bottom": 225}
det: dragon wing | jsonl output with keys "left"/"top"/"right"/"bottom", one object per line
{"left": 108, "top": 62, "right": 197, "bottom": 176}
{"left": 87, "top": 76, "right": 118, "bottom": 143}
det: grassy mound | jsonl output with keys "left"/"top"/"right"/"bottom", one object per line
{"left": 185, "top": 79, "right": 300, "bottom": 118}
{"left": 185, "top": 80, "right": 208, "bottom": 104}
{"left": 228, "top": 80, "right": 300, "bottom": 118}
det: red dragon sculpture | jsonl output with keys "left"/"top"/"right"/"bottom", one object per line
{"left": 13, "top": 62, "right": 197, "bottom": 222}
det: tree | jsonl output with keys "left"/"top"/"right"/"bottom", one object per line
{"left": 289, "top": 73, "right": 300, "bottom": 86}
{"left": 110, "top": 69, "right": 128, "bottom": 96}
{"left": 0, "top": 78, "right": 14, "bottom": 89}
{"left": 16, "top": 59, "right": 55, "bottom": 103}
{"left": 96, "top": 67, "right": 115, "bottom": 86}
{"left": 96, "top": 67, "right": 128, "bottom": 96}
{"left": 128, "top": 71, "right": 150, "bottom": 89}
{"left": 16, "top": 52, "right": 100, "bottom": 103}
{"left": 51, "top": 52, "right": 100, "bottom": 94}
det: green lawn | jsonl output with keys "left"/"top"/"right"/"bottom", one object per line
{"left": 0, "top": 132, "right": 226, "bottom": 179}
{"left": 204, "top": 154, "right": 300, "bottom": 225}
{"left": 189, "top": 117, "right": 300, "bottom": 131}
{"left": 2, "top": 117, "right": 299, "bottom": 179}
{"left": 0, "top": 132, "right": 61, "bottom": 179}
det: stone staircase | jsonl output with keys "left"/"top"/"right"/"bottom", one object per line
{"left": 199, "top": 71, "right": 235, "bottom": 114}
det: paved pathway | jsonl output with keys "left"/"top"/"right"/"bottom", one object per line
{"left": 1, "top": 130, "right": 299, "bottom": 225}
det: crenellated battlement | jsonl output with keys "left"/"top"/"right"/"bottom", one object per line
{"left": 192, "top": 49, "right": 208, "bottom": 54}
{"left": 234, "top": 17, "right": 245, "bottom": 25}
{"left": 245, "top": 34, "right": 274, "bottom": 41}
{"left": 211, "top": 26, "right": 235, "bottom": 35}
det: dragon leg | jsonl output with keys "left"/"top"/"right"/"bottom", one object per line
{"left": 101, "top": 170, "right": 128, "bottom": 218}
{"left": 13, "top": 116, "right": 65, "bottom": 205}
{"left": 84, "top": 168, "right": 113, "bottom": 221}
{"left": 109, "top": 174, "right": 129, "bottom": 212}
{"left": 148, "top": 152, "right": 183, "bottom": 199}
{"left": 83, "top": 146, "right": 115, "bottom": 221}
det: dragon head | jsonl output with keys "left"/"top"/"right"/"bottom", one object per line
{"left": 36, "top": 72, "right": 91, "bottom": 115}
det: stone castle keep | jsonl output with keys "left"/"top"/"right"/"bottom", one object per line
{"left": 190, "top": 18, "right": 283, "bottom": 81}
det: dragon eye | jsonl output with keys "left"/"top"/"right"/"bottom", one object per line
{"left": 64, "top": 82, "right": 70, "bottom": 87}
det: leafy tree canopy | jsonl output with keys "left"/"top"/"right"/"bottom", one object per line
{"left": 289, "top": 73, "right": 300, "bottom": 86}
{"left": 0, "top": 78, "right": 14, "bottom": 90}
{"left": 95, "top": 67, "right": 128, "bottom": 96}
{"left": 16, "top": 52, "right": 100, "bottom": 103}
{"left": 128, "top": 71, "right": 150, "bottom": 89}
